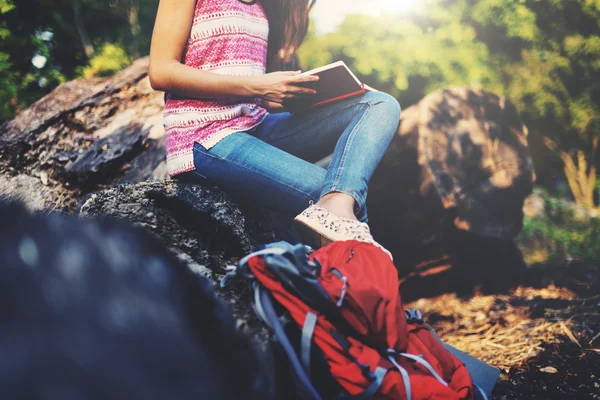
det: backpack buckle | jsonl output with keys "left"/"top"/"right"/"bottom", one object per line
{"left": 405, "top": 309, "right": 424, "bottom": 323}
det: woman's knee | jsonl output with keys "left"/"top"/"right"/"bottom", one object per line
{"left": 358, "top": 92, "right": 401, "bottom": 143}
{"left": 365, "top": 91, "right": 401, "bottom": 120}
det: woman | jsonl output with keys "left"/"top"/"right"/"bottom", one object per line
{"left": 149, "top": 0, "right": 400, "bottom": 258}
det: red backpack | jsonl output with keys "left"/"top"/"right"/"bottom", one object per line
{"left": 223, "top": 240, "right": 495, "bottom": 400}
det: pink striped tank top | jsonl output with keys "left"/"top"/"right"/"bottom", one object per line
{"left": 163, "top": 0, "right": 269, "bottom": 177}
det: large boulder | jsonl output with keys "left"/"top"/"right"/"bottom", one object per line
{"left": 0, "top": 57, "right": 166, "bottom": 212}
{"left": 368, "top": 87, "right": 534, "bottom": 286}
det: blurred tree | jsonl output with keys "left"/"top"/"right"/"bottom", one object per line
{"left": 73, "top": 0, "right": 95, "bottom": 57}
{"left": 0, "top": 0, "right": 67, "bottom": 121}
{"left": 466, "top": 0, "right": 599, "bottom": 208}
{"left": 0, "top": 0, "right": 158, "bottom": 121}
{"left": 298, "top": 3, "right": 503, "bottom": 107}
{"left": 78, "top": 42, "right": 131, "bottom": 78}
{"left": 107, "top": 0, "right": 142, "bottom": 58}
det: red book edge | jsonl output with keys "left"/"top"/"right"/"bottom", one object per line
{"left": 309, "top": 84, "right": 367, "bottom": 108}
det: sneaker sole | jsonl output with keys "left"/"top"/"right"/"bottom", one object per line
{"left": 292, "top": 214, "right": 350, "bottom": 249}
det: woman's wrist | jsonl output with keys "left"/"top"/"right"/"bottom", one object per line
{"left": 242, "top": 75, "right": 264, "bottom": 98}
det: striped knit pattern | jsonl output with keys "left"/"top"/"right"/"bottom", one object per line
{"left": 163, "top": 0, "right": 269, "bottom": 176}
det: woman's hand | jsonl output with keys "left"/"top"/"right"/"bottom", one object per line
{"left": 252, "top": 71, "right": 319, "bottom": 103}
{"left": 262, "top": 100, "right": 286, "bottom": 113}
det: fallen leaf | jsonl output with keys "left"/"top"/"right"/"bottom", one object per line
{"left": 39, "top": 171, "right": 48, "bottom": 186}
{"left": 539, "top": 366, "right": 558, "bottom": 374}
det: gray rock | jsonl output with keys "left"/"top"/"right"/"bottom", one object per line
{"left": 113, "top": 136, "right": 168, "bottom": 185}
{"left": 79, "top": 180, "right": 277, "bottom": 273}
{"left": 368, "top": 87, "right": 535, "bottom": 279}
{"left": 0, "top": 174, "right": 55, "bottom": 212}
{"left": 369, "top": 87, "right": 534, "bottom": 244}
{"left": 55, "top": 151, "right": 78, "bottom": 163}
{"left": 0, "top": 58, "right": 155, "bottom": 173}
{"left": 65, "top": 124, "right": 148, "bottom": 184}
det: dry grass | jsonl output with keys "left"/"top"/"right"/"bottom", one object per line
{"left": 406, "top": 286, "right": 600, "bottom": 371}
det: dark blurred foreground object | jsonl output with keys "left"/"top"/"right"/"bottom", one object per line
{"left": 0, "top": 201, "right": 273, "bottom": 400}
{"left": 368, "top": 88, "right": 535, "bottom": 290}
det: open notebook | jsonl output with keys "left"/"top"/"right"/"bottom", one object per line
{"left": 282, "top": 60, "right": 377, "bottom": 113}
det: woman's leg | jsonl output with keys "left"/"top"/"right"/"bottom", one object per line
{"left": 186, "top": 132, "right": 328, "bottom": 243}
{"left": 189, "top": 132, "right": 327, "bottom": 217}
{"left": 251, "top": 91, "right": 401, "bottom": 224}
{"left": 186, "top": 91, "right": 400, "bottom": 239}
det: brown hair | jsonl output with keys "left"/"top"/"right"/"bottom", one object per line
{"left": 259, "top": 0, "right": 317, "bottom": 72}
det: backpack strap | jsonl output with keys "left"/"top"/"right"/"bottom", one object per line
{"left": 253, "top": 283, "right": 323, "bottom": 400}
{"left": 385, "top": 350, "right": 412, "bottom": 400}
{"left": 404, "top": 309, "right": 499, "bottom": 400}
{"left": 221, "top": 241, "right": 313, "bottom": 288}
{"left": 229, "top": 241, "right": 370, "bottom": 345}
{"left": 251, "top": 281, "right": 269, "bottom": 323}
{"left": 379, "top": 310, "right": 449, "bottom": 398}
{"left": 330, "top": 330, "right": 390, "bottom": 399}
{"left": 339, "top": 366, "right": 388, "bottom": 400}
{"left": 301, "top": 312, "right": 318, "bottom": 371}
{"left": 389, "top": 346, "right": 462, "bottom": 400}
{"left": 257, "top": 284, "right": 387, "bottom": 400}
{"left": 396, "top": 352, "right": 449, "bottom": 387}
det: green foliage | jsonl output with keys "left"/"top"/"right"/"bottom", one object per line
{"left": 78, "top": 43, "right": 131, "bottom": 78}
{"left": 0, "top": 0, "right": 14, "bottom": 14}
{"left": 517, "top": 189, "right": 600, "bottom": 264}
{"left": 0, "top": 0, "right": 66, "bottom": 120}
{"left": 0, "top": 1, "right": 15, "bottom": 118}
{"left": 298, "top": 4, "right": 503, "bottom": 106}
{"left": 469, "top": 0, "right": 539, "bottom": 41}
{"left": 0, "top": 0, "right": 158, "bottom": 121}
{"left": 470, "top": 0, "right": 599, "bottom": 207}
{"left": 472, "top": 0, "right": 600, "bottom": 145}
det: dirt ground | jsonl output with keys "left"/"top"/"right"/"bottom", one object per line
{"left": 406, "top": 264, "right": 600, "bottom": 399}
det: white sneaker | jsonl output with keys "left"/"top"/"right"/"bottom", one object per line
{"left": 293, "top": 200, "right": 355, "bottom": 249}
{"left": 293, "top": 200, "right": 394, "bottom": 261}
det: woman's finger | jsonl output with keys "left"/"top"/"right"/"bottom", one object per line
{"left": 286, "top": 85, "right": 317, "bottom": 95}
{"left": 289, "top": 74, "right": 319, "bottom": 83}
{"left": 279, "top": 70, "right": 303, "bottom": 76}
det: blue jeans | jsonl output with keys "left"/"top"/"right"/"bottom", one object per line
{"left": 183, "top": 91, "right": 401, "bottom": 242}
